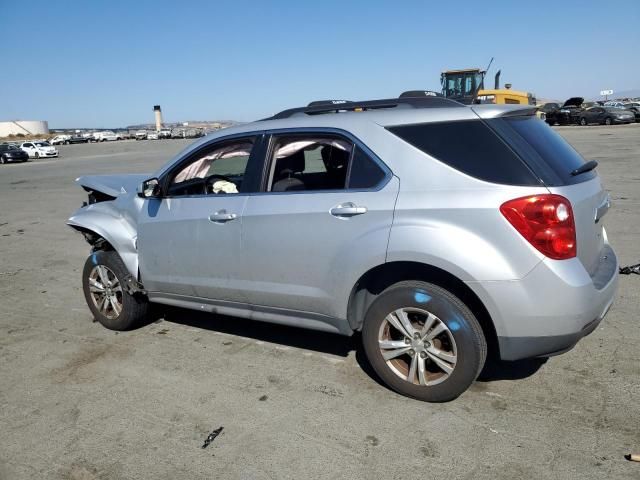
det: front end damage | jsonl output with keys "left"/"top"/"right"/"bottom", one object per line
{"left": 67, "top": 174, "right": 149, "bottom": 284}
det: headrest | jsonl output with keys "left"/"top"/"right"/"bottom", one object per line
{"left": 276, "top": 150, "right": 305, "bottom": 177}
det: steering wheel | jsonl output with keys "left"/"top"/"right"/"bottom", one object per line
{"left": 204, "top": 174, "right": 233, "bottom": 194}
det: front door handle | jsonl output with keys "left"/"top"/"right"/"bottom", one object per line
{"left": 330, "top": 202, "right": 368, "bottom": 217}
{"left": 209, "top": 209, "right": 237, "bottom": 223}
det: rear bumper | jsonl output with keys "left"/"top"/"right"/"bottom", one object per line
{"left": 467, "top": 243, "right": 618, "bottom": 361}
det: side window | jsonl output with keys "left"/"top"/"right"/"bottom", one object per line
{"left": 267, "top": 136, "right": 353, "bottom": 192}
{"left": 167, "top": 137, "right": 255, "bottom": 196}
{"left": 348, "top": 146, "right": 387, "bottom": 189}
{"left": 388, "top": 120, "right": 539, "bottom": 185}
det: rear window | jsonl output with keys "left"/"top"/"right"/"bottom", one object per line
{"left": 387, "top": 120, "right": 540, "bottom": 185}
{"left": 488, "top": 116, "right": 595, "bottom": 185}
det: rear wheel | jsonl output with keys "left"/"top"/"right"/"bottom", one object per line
{"left": 362, "top": 281, "right": 486, "bottom": 402}
{"left": 82, "top": 250, "right": 148, "bottom": 330}
{"left": 0, "top": 155, "right": 5, "bottom": 164}
{"left": 604, "top": 117, "right": 612, "bottom": 125}
{"left": 579, "top": 117, "right": 587, "bottom": 126}
{"left": 34, "top": 152, "right": 39, "bottom": 158}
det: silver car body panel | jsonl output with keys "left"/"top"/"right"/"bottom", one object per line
{"left": 68, "top": 103, "right": 618, "bottom": 361}
{"left": 75, "top": 173, "right": 150, "bottom": 198}
{"left": 68, "top": 199, "right": 141, "bottom": 277}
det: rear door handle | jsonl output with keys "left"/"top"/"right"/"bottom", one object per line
{"left": 330, "top": 202, "right": 368, "bottom": 217}
{"left": 209, "top": 209, "right": 237, "bottom": 223}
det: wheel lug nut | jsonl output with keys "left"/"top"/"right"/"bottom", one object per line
{"left": 404, "top": 338, "right": 410, "bottom": 344}
{"left": 420, "top": 352, "right": 427, "bottom": 359}
{"left": 408, "top": 350, "right": 414, "bottom": 356}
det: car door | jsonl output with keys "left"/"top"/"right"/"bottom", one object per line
{"left": 241, "top": 131, "right": 398, "bottom": 319}
{"left": 137, "top": 134, "right": 264, "bottom": 302}
{"left": 590, "top": 107, "right": 604, "bottom": 123}
{"left": 22, "top": 143, "right": 34, "bottom": 157}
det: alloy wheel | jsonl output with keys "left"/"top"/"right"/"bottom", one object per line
{"left": 88, "top": 265, "right": 123, "bottom": 319}
{"left": 378, "top": 307, "right": 457, "bottom": 386}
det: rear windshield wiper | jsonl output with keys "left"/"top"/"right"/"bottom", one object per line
{"left": 571, "top": 160, "right": 598, "bottom": 177}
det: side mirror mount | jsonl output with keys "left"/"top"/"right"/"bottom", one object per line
{"left": 137, "top": 178, "right": 161, "bottom": 198}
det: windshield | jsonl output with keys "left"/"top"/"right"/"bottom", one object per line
{"left": 35, "top": 142, "right": 50, "bottom": 147}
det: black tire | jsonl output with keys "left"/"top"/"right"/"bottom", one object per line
{"left": 579, "top": 117, "right": 587, "bottom": 126}
{"left": 604, "top": 117, "right": 612, "bottom": 125}
{"left": 0, "top": 155, "right": 5, "bottom": 164}
{"left": 82, "top": 250, "right": 148, "bottom": 330}
{"left": 34, "top": 152, "right": 39, "bottom": 159}
{"left": 362, "top": 281, "right": 486, "bottom": 402}
{"left": 65, "top": 141, "right": 70, "bottom": 145}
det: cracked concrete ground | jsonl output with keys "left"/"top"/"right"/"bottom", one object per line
{"left": 0, "top": 126, "right": 639, "bottom": 479}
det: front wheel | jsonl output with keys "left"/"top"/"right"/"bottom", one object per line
{"left": 579, "top": 117, "right": 587, "bottom": 126}
{"left": 0, "top": 155, "right": 5, "bottom": 164}
{"left": 82, "top": 250, "right": 148, "bottom": 330}
{"left": 34, "top": 152, "right": 39, "bottom": 158}
{"left": 604, "top": 117, "right": 612, "bottom": 125}
{"left": 362, "top": 281, "right": 486, "bottom": 402}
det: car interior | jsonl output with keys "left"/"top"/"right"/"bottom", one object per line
{"left": 269, "top": 138, "right": 352, "bottom": 192}
{"left": 167, "top": 141, "right": 254, "bottom": 196}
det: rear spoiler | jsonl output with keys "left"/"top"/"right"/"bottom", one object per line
{"left": 471, "top": 105, "right": 539, "bottom": 119}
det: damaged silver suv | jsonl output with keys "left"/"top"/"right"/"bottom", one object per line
{"left": 68, "top": 94, "right": 618, "bottom": 401}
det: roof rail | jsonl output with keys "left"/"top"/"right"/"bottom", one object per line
{"left": 399, "top": 90, "right": 444, "bottom": 98}
{"left": 267, "top": 96, "right": 464, "bottom": 120}
{"left": 307, "top": 100, "right": 352, "bottom": 107}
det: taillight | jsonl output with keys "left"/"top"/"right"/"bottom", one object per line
{"left": 500, "top": 194, "right": 576, "bottom": 260}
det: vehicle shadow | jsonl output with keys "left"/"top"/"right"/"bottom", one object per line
{"left": 477, "top": 356, "right": 548, "bottom": 382}
{"left": 158, "top": 306, "right": 356, "bottom": 357}
{"left": 154, "top": 306, "right": 547, "bottom": 385}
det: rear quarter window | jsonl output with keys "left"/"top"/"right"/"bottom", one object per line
{"left": 387, "top": 120, "right": 540, "bottom": 186}
{"left": 487, "top": 116, "right": 596, "bottom": 186}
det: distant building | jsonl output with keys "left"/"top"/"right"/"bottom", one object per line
{"left": 0, "top": 120, "right": 49, "bottom": 137}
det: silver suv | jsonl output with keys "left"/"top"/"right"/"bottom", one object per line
{"left": 68, "top": 95, "right": 618, "bottom": 401}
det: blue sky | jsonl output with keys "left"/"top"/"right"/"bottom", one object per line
{"left": 1, "top": 0, "right": 638, "bottom": 127}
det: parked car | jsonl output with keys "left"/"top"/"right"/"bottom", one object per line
{"left": 50, "top": 135, "right": 71, "bottom": 145}
{"left": 159, "top": 129, "right": 172, "bottom": 139}
{"left": 66, "top": 135, "right": 90, "bottom": 144}
{"left": 604, "top": 101, "right": 625, "bottom": 108}
{"left": 135, "top": 130, "right": 148, "bottom": 140}
{"left": 147, "top": 131, "right": 159, "bottom": 140}
{"left": 623, "top": 103, "right": 640, "bottom": 122}
{"left": 20, "top": 141, "right": 58, "bottom": 158}
{"left": 538, "top": 102, "right": 561, "bottom": 125}
{"left": 578, "top": 106, "right": 635, "bottom": 125}
{"left": 68, "top": 95, "right": 618, "bottom": 402}
{"left": 94, "top": 131, "right": 121, "bottom": 142}
{"left": 559, "top": 97, "right": 584, "bottom": 125}
{"left": 538, "top": 97, "right": 583, "bottom": 125}
{"left": 0, "top": 143, "right": 29, "bottom": 163}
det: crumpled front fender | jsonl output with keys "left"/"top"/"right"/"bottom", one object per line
{"left": 67, "top": 202, "right": 139, "bottom": 278}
